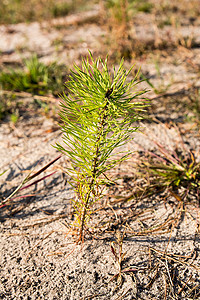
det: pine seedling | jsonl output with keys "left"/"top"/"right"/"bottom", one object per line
{"left": 56, "top": 52, "right": 147, "bottom": 241}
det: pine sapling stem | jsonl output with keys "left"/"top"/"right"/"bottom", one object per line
{"left": 79, "top": 91, "right": 112, "bottom": 240}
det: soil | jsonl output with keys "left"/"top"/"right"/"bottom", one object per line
{"left": 0, "top": 3, "right": 200, "bottom": 299}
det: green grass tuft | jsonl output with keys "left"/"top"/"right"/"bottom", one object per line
{"left": 0, "top": 55, "right": 66, "bottom": 96}
{"left": 141, "top": 140, "right": 200, "bottom": 203}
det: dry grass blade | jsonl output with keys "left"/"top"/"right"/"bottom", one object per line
{"left": 0, "top": 155, "right": 61, "bottom": 208}
{"left": 178, "top": 273, "right": 193, "bottom": 295}
{"left": 27, "top": 155, "right": 61, "bottom": 181}
{"left": 26, "top": 230, "right": 55, "bottom": 258}
{"left": 113, "top": 288, "right": 132, "bottom": 300}
{"left": 163, "top": 258, "right": 176, "bottom": 299}
{"left": 144, "top": 264, "right": 159, "bottom": 289}
{"left": 144, "top": 245, "right": 200, "bottom": 299}
{"left": 21, "top": 214, "right": 69, "bottom": 228}
{"left": 150, "top": 248, "right": 200, "bottom": 271}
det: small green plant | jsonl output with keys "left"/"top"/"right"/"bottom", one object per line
{"left": 136, "top": 1, "right": 153, "bottom": 13}
{"left": 56, "top": 52, "right": 147, "bottom": 241}
{"left": 141, "top": 139, "right": 200, "bottom": 203}
{"left": 10, "top": 113, "right": 19, "bottom": 124}
{"left": 106, "top": 0, "right": 130, "bottom": 24}
{"left": 0, "top": 55, "right": 66, "bottom": 96}
{"left": 105, "top": 0, "right": 153, "bottom": 23}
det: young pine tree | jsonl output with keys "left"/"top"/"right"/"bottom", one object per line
{"left": 56, "top": 53, "right": 147, "bottom": 241}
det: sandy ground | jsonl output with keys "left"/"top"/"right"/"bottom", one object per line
{"left": 1, "top": 4, "right": 200, "bottom": 299}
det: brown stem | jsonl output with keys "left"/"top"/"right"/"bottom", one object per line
{"left": 79, "top": 89, "right": 113, "bottom": 241}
